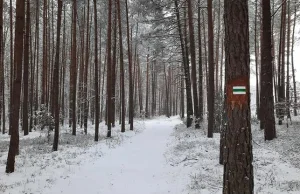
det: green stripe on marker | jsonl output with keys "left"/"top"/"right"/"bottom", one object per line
{"left": 233, "top": 86, "right": 246, "bottom": 95}
{"left": 234, "top": 89, "right": 246, "bottom": 92}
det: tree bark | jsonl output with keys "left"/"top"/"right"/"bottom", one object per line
{"left": 42, "top": 0, "right": 48, "bottom": 105}
{"left": 0, "top": 0, "right": 3, "bottom": 134}
{"left": 116, "top": 0, "right": 125, "bottom": 132}
{"left": 61, "top": 5, "right": 66, "bottom": 125}
{"left": 52, "top": 0, "right": 63, "bottom": 151}
{"left": 145, "top": 50, "right": 149, "bottom": 118}
{"left": 207, "top": 0, "right": 215, "bottom": 137}
{"left": 184, "top": 2, "right": 194, "bottom": 127}
{"left": 111, "top": 2, "right": 117, "bottom": 127}
{"left": 138, "top": 57, "right": 143, "bottom": 114}
{"left": 125, "top": 0, "right": 133, "bottom": 130}
{"left": 215, "top": 0, "right": 221, "bottom": 95}
{"left": 83, "top": 0, "right": 90, "bottom": 134}
{"left": 254, "top": 0, "right": 260, "bottom": 120}
{"left": 23, "top": 0, "right": 30, "bottom": 136}
{"left": 34, "top": 0, "right": 40, "bottom": 127}
{"left": 286, "top": 0, "right": 291, "bottom": 119}
{"left": 223, "top": 0, "right": 254, "bottom": 192}
{"left": 9, "top": 0, "right": 13, "bottom": 135}
{"left": 261, "top": 0, "right": 276, "bottom": 140}
{"left": 277, "top": 0, "right": 287, "bottom": 125}
{"left": 291, "top": 1, "right": 297, "bottom": 116}
{"left": 6, "top": 0, "right": 25, "bottom": 173}
{"left": 198, "top": 0, "right": 203, "bottom": 122}
{"left": 174, "top": 0, "right": 193, "bottom": 126}
{"left": 187, "top": 0, "right": 199, "bottom": 128}
{"left": 71, "top": 0, "right": 77, "bottom": 135}
{"left": 106, "top": 0, "right": 113, "bottom": 137}
{"left": 93, "top": 0, "right": 100, "bottom": 141}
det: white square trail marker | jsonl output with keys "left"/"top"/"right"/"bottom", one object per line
{"left": 233, "top": 86, "right": 246, "bottom": 95}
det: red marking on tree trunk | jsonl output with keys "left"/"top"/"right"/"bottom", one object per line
{"left": 226, "top": 76, "right": 249, "bottom": 111}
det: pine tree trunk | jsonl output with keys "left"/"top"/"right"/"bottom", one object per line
{"left": 174, "top": 0, "right": 192, "bottom": 125}
{"left": 6, "top": 0, "right": 25, "bottom": 173}
{"left": 198, "top": 0, "right": 203, "bottom": 122}
{"left": 207, "top": 0, "right": 215, "bottom": 137}
{"left": 93, "top": 0, "right": 100, "bottom": 141}
{"left": 223, "top": 0, "right": 254, "bottom": 192}
{"left": 145, "top": 50, "right": 149, "bottom": 118}
{"left": 111, "top": 4, "right": 117, "bottom": 127}
{"left": 163, "top": 61, "right": 169, "bottom": 118}
{"left": 71, "top": 0, "right": 77, "bottom": 135}
{"left": 151, "top": 60, "right": 155, "bottom": 117}
{"left": 34, "top": 0, "right": 40, "bottom": 127}
{"left": 106, "top": 0, "right": 113, "bottom": 137}
{"left": 271, "top": 0, "right": 277, "bottom": 106}
{"left": 116, "top": 0, "right": 125, "bottom": 132}
{"left": 138, "top": 57, "right": 143, "bottom": 114}
{"left": 187, "top": 0, "right": 199, "bottom": 128}
{"left": 219, "top": 37, "right": 225, "bottom": 165}
{"left": 42, "top": 0, "right": 48, "bottom": 105}
{"left": 291, "top": 2, "right": 297, "bottom": 116}
{"left": 261, "top": 0, "right": 276, "bottom": 140}
{"left": 78, "top": 7, "right": 86, "bottom": 128}
{"left": 254, "top": 0, "right": 260, "bottom": 120}
{"left": 133, "top": 24, "right": 139, "bottom": 115}
{"left": 215, "top": 0, "right": 221, "bottom": 95}
{"left": 0, "top": 0, "right": 3, "bottom": 134}
{"left": 180, "top": 66, "right": 185, "bottom": 119}
{"left": 83, "top": 0, "right": 90, "bottom": 133}
{"left": 52, "top": 0, "right": 62, "bottom": 151}
{"left": 29, "top": 12, "right": 34, "bottom": 132}
{"left": 125, "top": 0, "right": 133, "bottom": 130}
{"left": 286, "top": 0, "right": 291, "bottom": 119}
{"left": 278, "top": 0, "right": 287, "bottom": 125}
{"left": 183, "top": 2, "right": 194, "bottom": 127}
{"left": 220, "top": 38, "right": 224, "bottom": 94}
{"left": 23, "top": 0, "right": 30, "bottom": 136}
{"left": 9, "top": 0, "right": 13, "bottom": 135}
{"left": 202, "top": 10, "right": 208, "bottom": 116}
{"left": 61, "top": 6, "right": 66, "bottom": 125}
{"left": 100, "top": 54, "right": 106, "bottom": 123}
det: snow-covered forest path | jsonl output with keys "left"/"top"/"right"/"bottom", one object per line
{"left": 45, "top": 117, "right": 185, "bottom": 194}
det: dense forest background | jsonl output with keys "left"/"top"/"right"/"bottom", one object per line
{"left": 0, "top": 1, "right": 300, "bottom": 192}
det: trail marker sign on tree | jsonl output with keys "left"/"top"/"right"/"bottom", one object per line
{"left": 233, "top": 86, "right": 246, "bottom": 95}
{"left": 226, "top": 77, "right": 248, "bottom": 111}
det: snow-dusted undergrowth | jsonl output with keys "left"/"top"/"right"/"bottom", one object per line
{"left": 165, "top": 122, "right": 223, "bottom": 194}
{"left": 165, "top": 119, "right": 300, "bottom": 194}
{"left": 1, "top": 116, "right": 300, "bottom": 194}
{"left": 0, "top": 120, "right": 145, "bottom": 194}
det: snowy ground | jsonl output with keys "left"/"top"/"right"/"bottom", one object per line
{"left": 44, "top": 117, "right": 184, "bottom": 194}
{"left": 0, "top": 120, "right": 145, "bottom": 194}
{"left": 1, "top": 116, "right": 300, "bottom": 194}
{"left": 166, "top": 119, "right": 300, "bottom": 194}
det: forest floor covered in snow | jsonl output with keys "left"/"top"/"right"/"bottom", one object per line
{"left": 167, "top": 118, "right": 300, "bottom": 194}
{"left": 0, "top": 120, "right": 146, "bottom": 194}
{"left": 1, "top": 116, "right": 300, "bottom": 194}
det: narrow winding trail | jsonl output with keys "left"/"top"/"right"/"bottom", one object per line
{"left": 46, "top": 117, "right": 185, "bottom": 194}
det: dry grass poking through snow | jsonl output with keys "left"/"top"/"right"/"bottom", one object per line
{"left": 165, "top": 119, "right": 300, "bottom": 194}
